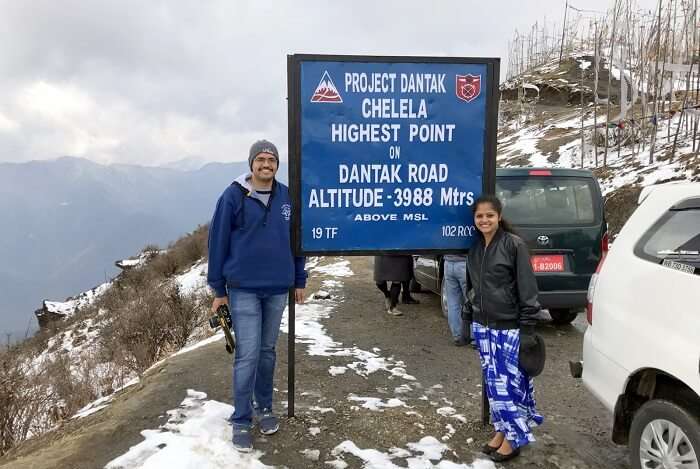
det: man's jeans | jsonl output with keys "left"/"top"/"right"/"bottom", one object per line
{"left": 444, "top": 259, "right": 467, "bottom": 340}
{"left": 228, "top": 289, "right": 287, "bottom": 428}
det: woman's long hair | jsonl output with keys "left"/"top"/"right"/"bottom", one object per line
{"left": 472, "top": 194, "right": 518, "bottom": 236}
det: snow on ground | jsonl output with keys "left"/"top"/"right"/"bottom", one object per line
{"left": 330, "top": 437, "right": 496, "bottom": 469}
{"left": 395, "top": 384, "right": 412, "bottom": 394}
{"left": 347, "top": 395, "right": 409, "bottom": 411}
{"left": 72, "top": 377, "right": 140, "bottom": 419}
{"left": 67, "top": 330, "right": 224, "bottom": 421}
{"left": 106, "top": 256, "right": 497, "bottom": 468}
{"left": 499, "top": 106, "right": 697, "bottom": 195}
{"left": 174, "top": 261, "right": 208, "bottom": 295}
{"left": 105, "top": 390, "right": 273, "bottom": 469}
{"left": 170, "top": 332, "right": 224, "bottom": 358}
{"left": 311, "top": 258, "right": 353, "bottom": 277}
{"left": 329, "top": 365, "right": 347, "bottom": 376}
{"left": 500, "top": 48, "right": 697, "bottom": 196}
{"left": 30, "top": 259, "right": 211, "bottom": 411}
{"left": 281, "top": 259, "right": 416, "bottom": 381}
{"left": 305, "top": 256, "right": 321, "bottom": 270}
{"left": 441, "top": 424, "right": 456, "bottom": 442}
{"left": 300, "top": 448, "right": 321, "bottom": 461}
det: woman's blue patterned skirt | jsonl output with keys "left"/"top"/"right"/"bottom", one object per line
{"left": 473, "top": 322, "right": 544, "bottom": 449}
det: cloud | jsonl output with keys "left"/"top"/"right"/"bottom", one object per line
{"left": 0, "top": 0, "right": 657, "bottom": 165}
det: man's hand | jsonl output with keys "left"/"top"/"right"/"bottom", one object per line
{"left": 295, "top": 288, "right": 305, "bottom": 304}
{"left": 211, "top": 296, "right": 228, "bottom": 312}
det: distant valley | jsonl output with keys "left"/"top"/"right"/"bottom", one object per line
{"left": 0, "top": 156, "right": 287, "bottom": 340}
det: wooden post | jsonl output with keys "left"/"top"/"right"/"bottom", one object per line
{"left": 640, "top": 23, "right": 647, "bottom": 154}
{"left": 691, "top": 0, "right": 700, "bottom": 152}
{"left": 605, "top": 0, "right": 621, "bottom": 168}
{"left": 650, "top": 0, "right": 663, "bottom": 164}
{"left": 594, "top": 21, "right": 600, "bottom": 167}
{"left": 671, "top": 8, "right": 698, "bottom": 160}
{"left": 581, "top": 56, "right": 586, "bottom": 167}
{"left": 626, "top": 0, "right": 636, "bottom": 159}
{"left": 559, "top": 0, "right": 569, "bottom": 65}
{"left": 667, "top": 0, "right": 678, "bottom": 142}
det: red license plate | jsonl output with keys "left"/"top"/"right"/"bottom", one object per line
{"left": 531, "top": 255, "right": 565, "bottom": 272}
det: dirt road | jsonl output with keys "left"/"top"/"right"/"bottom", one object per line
{"left": 0, "top": 256, "right": 629, "bottom": 468}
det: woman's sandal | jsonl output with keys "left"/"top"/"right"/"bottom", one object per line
{"left": 490, "top": 447, "right": 521, "bottom": 463}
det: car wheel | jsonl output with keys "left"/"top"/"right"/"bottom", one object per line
{"left": 440, "top": 279, "right": 448, "bottom": 318}
{"left": 549, "top": 308, "right": 578, "bottom": 325}
{"left": 630, "top": 399, "right": 700, "bottom": 469}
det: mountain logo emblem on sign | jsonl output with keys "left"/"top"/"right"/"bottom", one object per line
{"left": 311, "top": 71, "right": 343, "bottom": 103}
{"left": 456, "top": 74, "right": 481, "bottom": 103}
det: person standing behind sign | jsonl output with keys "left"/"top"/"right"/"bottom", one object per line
{"left": 443, "top": 253, "right": 470, "bottom": 346}
{"left": 207, "top": 140, "right": 307, "bottom": 453}
{"left": 464, "top": 194, "right": 543, "bottom": 463}
{"left": 374, "top": 254, "right": 413, "bottom": 316}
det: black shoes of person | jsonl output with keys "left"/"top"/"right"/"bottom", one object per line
{"left": 482, "top": 438, "right": 521, "bottom": 462}
{"left": 490, "top": 447, "right": 520, "bottom": 462}
{"left": 401, "top": 296, "right": 420, "bottom": 304}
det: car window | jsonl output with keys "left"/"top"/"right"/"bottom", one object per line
{"left": 637, "top": 208, "right": 700, "bottom": 274}
{"left": 496, "top": 177, "right": 597, "bottom": 225}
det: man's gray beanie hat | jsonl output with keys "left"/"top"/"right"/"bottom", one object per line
{"left": 248, "top": 140, "right": 279, "bottom": 169}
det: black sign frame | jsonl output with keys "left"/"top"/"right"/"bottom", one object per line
{"left": 287, "top": 54, "right": 500, "bottom": 257}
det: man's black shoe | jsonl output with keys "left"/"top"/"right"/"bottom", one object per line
{"left": 401, "top": 296, "right": 420, "bottom": 304}
{"left": 453, "top": 337, "right": 470, "bottom": 347}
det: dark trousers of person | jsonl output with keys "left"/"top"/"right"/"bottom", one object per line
{"left": 376, "top": 281, "right": 401, "bottom": 308}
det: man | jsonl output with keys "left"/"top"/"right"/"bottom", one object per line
{"left": 443, "top": 254, "right": 470, "bottom": 346}
{"left": 207, "top": 139, "right": 306, "bottom": 452}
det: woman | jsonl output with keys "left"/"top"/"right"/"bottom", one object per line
{"left": 464, "top": 194, "right": 544, "bottom": 463}
{"left": 373, "top": 254, "right": 415, "bottom": 316}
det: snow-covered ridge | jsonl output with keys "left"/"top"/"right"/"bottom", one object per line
{"left": 14, "top": 256, "right": 215, "bottom": 445}
{"left": 498, "top": 49, "right": 698, "bottom": 198}
{"left": 35, "top": 281, "right": 111, "bottom": 327}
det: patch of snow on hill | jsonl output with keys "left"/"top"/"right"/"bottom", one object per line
{"left": 42, "top": 282, "right": 110, "bottom": 318}
{"left": 175, "top": 261, "right": 208, "bottom": 295}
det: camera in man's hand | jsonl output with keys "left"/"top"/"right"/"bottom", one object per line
{"left": 208, "top": 304, "right": 236, "bottom": 354}
{"left": 208, "top": 304, "right": 231, "bottom": 330}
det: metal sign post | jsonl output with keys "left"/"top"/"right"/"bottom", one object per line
{"left": 286, "top": 54, "right": 499, "bottom": 418}
{"left": 287, "top": 289, "right": 295, "bottom": 418}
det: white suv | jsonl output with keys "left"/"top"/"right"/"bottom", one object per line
{"left": 581, "top": 182, "right": 700, "bottom": 469}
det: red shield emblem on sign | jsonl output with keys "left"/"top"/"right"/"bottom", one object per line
{"left": 456, "top": 74, "right": 481, "bottom": 103}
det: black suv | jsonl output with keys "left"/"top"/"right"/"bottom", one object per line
{"left": 413, "top": 167, "right": 608, "bottom": 324}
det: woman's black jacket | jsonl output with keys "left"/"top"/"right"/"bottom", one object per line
{"left": 464, "top": 227, "right": 541, "bottom": 331}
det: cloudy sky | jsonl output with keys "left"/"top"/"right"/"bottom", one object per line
{"left": 0, "top": 0, "right": 658, "bottom": 166}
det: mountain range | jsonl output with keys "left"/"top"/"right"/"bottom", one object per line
{"left": 0, "top": 156, "right": 288, "bottom": 341}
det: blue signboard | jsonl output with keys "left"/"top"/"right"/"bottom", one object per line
{"left": 288, "top": 55, "right": 498, "bottom": 254}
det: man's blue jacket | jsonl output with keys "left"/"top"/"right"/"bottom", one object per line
{"left": 207, "top": 173, "right": 306, "bottom": 297}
